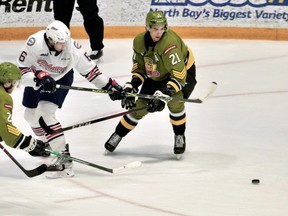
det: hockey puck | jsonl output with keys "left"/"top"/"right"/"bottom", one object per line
{"left": 252, "top": 179, "right": 260, "bottom": 184}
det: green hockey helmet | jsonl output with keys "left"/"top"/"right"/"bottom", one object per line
{"left": 0, "top": 62, "right": 21, "bottom": 84}
{"left": 146, "top": 11, "right": 167, "bottom": 28}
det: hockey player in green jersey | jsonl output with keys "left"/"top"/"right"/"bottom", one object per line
{"left": 104, "top": 11, "right": 197, "bottom": 158}
{"left": 0, "top": 62, "right": 50, "bottom": 157}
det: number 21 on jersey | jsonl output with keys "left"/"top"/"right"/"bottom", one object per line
{"left": 169, "top": 53, "right": 181, "bottom": 65}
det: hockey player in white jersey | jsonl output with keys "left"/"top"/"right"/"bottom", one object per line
{"left": 16, "top": 20, "right": 125, "bottom": 178}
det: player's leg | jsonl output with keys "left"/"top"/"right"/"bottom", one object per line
{"left": 77, "top": 0, "right": 104, "bottom": 60}
{"left": 169, "top": 63, "right": 196, "bottom": 158}
{"left": 53, "top": 0, "right": 75, "bottom": 28}
{"left": 104, "top": 79, "right": 163, "bottom": 152}
{"left": 43, "top": 72, "right": 74, "bottom": 178}
{"left": 167, "top": 92, "right": 187, "bottom": 157}
{"left": 24, "top": 107, "right": 47, "bottom": 142}
{"left": 104, "top": 99, "right": 149, "bottom": 153}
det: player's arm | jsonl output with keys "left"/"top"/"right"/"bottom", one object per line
{"left": 130, "top": 49, "right": 147, "bottom": 86}
{"left": 162, "top": 45, "right": 188, "bottom": 95}
{"left": 121, "top": 49, "right": 148, "bottom": 109}
{"left": 73, "top": 41, "right": 124, "bottom": 100}
{"left": 16, "top": 37, "right": 41, "bottom": 89}
{"left": 0, "top": 96, "right": 50, "bottom": 157}
{"left": 0, "top": 95, "right": 22, "bottom": 148}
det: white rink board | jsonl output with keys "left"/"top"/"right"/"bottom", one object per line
{"left": 0, "top": 0, "right": 287, "bottom": 28}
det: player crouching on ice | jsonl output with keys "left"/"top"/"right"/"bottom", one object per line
{"left": 16, "top": 20, "right": 125, "bottom": 178}
{"left": 0, "top": 62, "right": 51, "bottom": 158}
{"left": 104, "top": 11, "right": 197, "bottom": 159}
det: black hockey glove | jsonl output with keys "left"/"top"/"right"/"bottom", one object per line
{"left": 121, "top": 82, "right": 138, "bottom": 109}
{"left": 147, "top": 83, "right": 177, "bottom": 113}
{"left": 147, "top": 90, "right": 169, "bottom": 113}
{"left": 17, "top": 135, "right": 51, "bottom": 157}
{"left": 102, "top": 78, "right": 125, "bottom": 101}
{"left": 147, "top": 98, "right": 165, "bottom": 112}
{"left": 161, "top": 83, "right": 176, "bottom": 97}
{"left": 35, "top": 71, "right": 57, "bottom": 93}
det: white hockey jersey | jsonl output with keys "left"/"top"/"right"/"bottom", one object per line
{"left": 16, "top": 30, "right": 109, "bottom": 89}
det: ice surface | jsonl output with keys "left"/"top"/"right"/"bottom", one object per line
{"left": 0, "top": 38, "right": 288, "bottom": 216}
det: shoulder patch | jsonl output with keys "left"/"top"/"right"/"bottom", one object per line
{"left": 73, "top": 41, "right": 82, "bottom": 49}
{"left": 27, "top": 37, "right": 36, "bottom": 46}
{"left": 4, "top": 104, "right": 12, "bottom": 109}
{"left": 164, "top": 45, "right": 177, "bottom": 55}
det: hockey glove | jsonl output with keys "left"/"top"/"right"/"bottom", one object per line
{"left": 161, "top": 84, "right": 177, "bottom": 97}
{"left": 121, "top": 82, "right": 138, "bottom": 109}
{"left": 102, "top": 78, "right": 125, "bottom": 101}
{"left": 35, "top": 71, "right": 56, "bottom": 93}
{"left": 147, "top": 90, "right": 170, "bottom": 113}
{"left": 16, "top": 135, "right": 51, "bottom": 157}
{"left": 147, "top": 83, "right": 178, "bottom": 112}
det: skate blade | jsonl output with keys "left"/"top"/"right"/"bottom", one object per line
{"left": 175, "top": 154, "right": 183, "bottom": 160}
{"left": 45, "top": 169, "right": 75, "bottom": 179}
{"left": 104, "top": 150, "right": 112, "bottom": 155}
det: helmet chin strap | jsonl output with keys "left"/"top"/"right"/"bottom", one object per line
{"left": 47, "top": 39, "right": 55, "bottom": 49}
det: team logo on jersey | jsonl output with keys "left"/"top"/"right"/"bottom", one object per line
{"left": 144, "top": 57, "right": 160, "bottom": 77}
{"left": 37, "top": 60, "right": 67, "bottom": 74}
{"left": 164, "top": 45, "right": 177, "bottom": 55}
{"left": 4, "top": 104, "right": 12, "bottom": 109}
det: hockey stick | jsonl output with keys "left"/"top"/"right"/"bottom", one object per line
{"left": 46, "top": 149, "right": 142, "bottom": 174}
{"left": 128, "top": 81, "right": 218, "bottom": 103}
{"left": 55, "top": 81, "right": 217, "bottom": 103}
{"left": 56, "top": 84, "right": 107, "bottom": 93}
{"left": 0, "top": 143, "right": 47, "bottom": 178}
{"left": 39, "top": 106, "right": 147, "bottom": 135}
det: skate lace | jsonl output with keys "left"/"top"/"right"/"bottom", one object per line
{"left": 109, "top": 133, "right": 122, "bottom": 147}
{"left": 175, "top": 135, "right": 184, "bottom": 148}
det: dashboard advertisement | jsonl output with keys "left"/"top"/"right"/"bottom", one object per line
{"left": 0, "top": 0, "right": 286, "bottom": 28}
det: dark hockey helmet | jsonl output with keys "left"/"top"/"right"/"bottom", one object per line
{"left": 0, "top": 62, "right": 21, "bottom": 84}
{"left": 46, "top": 20, "right": 71, "bottom": 44}
{"left": 146, "top": 11, "right": 167, "bottom": 29}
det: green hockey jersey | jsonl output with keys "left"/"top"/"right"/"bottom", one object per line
{"left": 0, "top": 86, "right": 23, "bottom": 148}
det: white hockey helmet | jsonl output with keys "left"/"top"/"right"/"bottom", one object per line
{"left": 46, "top": 20, "right": 70, "bottom": 43}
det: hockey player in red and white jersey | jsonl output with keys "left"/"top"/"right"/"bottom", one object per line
{"left": 16, "top": 20, "right": 124, "bottom": 178}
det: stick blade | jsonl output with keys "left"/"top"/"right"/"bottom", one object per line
{"left": 198, "top": 81, "right": 218, "bottom": 102}
{"left": 112, "top": 161, "right": 142, "bottom": 174}
{"left": 25, "top": 164, "right": 48, "bottom": 178}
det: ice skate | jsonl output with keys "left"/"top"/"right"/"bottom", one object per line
{"left": 174, "top": 135, "right": 186, "bottom": 160}
{"left": 46, "top": 144, "right": 74, "bottom": 179}
{"left": 90, "top": 50, "right": 103, "bottom": 64}
{"left": 104, "top": 132, "right": 122, "bottom": 153}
